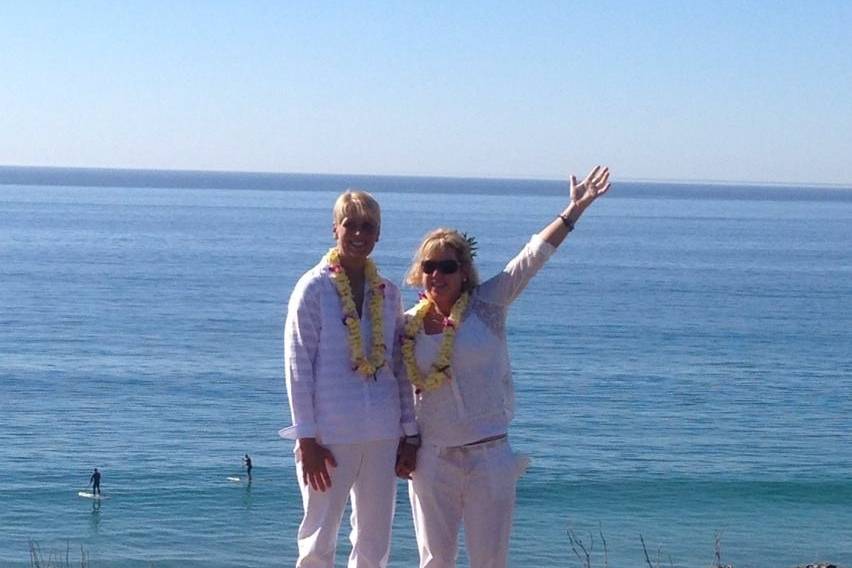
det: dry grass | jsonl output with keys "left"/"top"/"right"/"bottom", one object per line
{"left": 28, "top": 541, "right": 89, "bottom": 568}
{"left": 565, "top": 527, "right": 844, "bottom": 568}
{"left": 566, "top": 527, "right": 735, "bottom": 568}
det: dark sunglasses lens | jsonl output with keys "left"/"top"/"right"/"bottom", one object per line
{"left": 438, "top": 260, "right": 459, "bottom": 274}
{"left": 422, "top": 260, "right": 459, "bottom": 274}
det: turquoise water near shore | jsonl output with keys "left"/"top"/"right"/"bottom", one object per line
{"left": 1, "top": 170, "right": 851, "bottom": 567}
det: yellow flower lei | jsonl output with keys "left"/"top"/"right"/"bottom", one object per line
{"left": 324, "top": 248, "right": 386, "bottom": 379}
{"left": 401, "top": 292, "right": 469, "bottom": 393}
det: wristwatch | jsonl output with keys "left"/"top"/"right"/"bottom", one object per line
{"left": 403, "top": 435, "right": 422, "bottom": 448}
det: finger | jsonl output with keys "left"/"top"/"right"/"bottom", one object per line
{"left": 311, "top": 471, "right": 326, "bottom": 492}
{"left": 597, "top": 182, "right": 612, "bottom": 197}
{"left": 583, "top": 165, "right": 602, "bottom": 185}
{"left": 302, "top": 469, "right": 310, "bottom": 488}
{"left": 307, "top": 472, "right": 321, "bottom": 492}
{"left": 320, "top": 468, "right": 332, "bottom": 490}
{"left": 570, "top": 175, "right": 578, "bottom": 198}
{"left": 589, "top": 173, "right": 608, "bottom": 195}
{"left": 596, "top": 168, "right": 610, "bottom": 187}
{"left": 324, "top": 450, "right": 337, "bottom": 468}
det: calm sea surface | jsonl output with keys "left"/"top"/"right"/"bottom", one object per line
{"left": 1, "top": 169, "right": 851, "bottom": 567}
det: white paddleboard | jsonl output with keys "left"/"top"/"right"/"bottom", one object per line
{"left": 227, "top": 476, "right": 242, "bottom": 482}
{"left": 78, "top": 491, "right": 109, "bottom": 500}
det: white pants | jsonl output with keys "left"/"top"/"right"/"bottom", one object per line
{"left": 295, "top": 438, "right": 399, "bottom": 568}
{"left": 408, "top": 438, "right": 522, "bottom": 568}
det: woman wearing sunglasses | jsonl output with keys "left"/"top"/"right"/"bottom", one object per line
{"left": 281, "top": 190, "right": 418, "bottom": 567}
{"left": 399, "top": 166, "right": 611, "bottom": 568}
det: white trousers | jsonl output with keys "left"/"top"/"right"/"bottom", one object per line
{"left": 295, "top": 438, "right": 399, "bottom": 568}
{"left": 408, "top": 438, "right": 522, "bottom": 568}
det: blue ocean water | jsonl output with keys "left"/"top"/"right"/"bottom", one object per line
{"left": 1, "top": 168, "right": 851, "bottom": 567}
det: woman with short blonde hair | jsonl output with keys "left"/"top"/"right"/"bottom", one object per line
{"left": 280, "top": 189, "right": 417, "bottom": 568}
{"left": 333, "top": 190, "right": 382, "bottom": 230}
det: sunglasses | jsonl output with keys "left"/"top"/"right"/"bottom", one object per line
{"left": 421, "top": 259, "right": 460, "bottom": 275}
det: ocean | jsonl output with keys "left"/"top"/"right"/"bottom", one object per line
{"left": 1, "top": 167, "right": 850, "bottom": 567}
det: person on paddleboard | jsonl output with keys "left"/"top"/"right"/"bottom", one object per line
{"left": 244, "top": 454, "right": 252, "bottom": 481}
{"left": 89, "top": 468, "right": 101, "bottom": 495}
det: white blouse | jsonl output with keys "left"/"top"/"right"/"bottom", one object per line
{"left": 406, "top": 234, "right": 556, "bottom": 447}
{"left": 280, "top": 260, "right": 418, "bottom": 444}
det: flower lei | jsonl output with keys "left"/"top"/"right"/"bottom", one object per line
{"left": 401, "top": 292, "right": 469, "bottom": 393}
{"left": 324, "top": 248, "right": 386, "bottom": 379}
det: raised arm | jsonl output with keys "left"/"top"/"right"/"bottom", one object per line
{"left": 539, "top": 165, "right": 611, "bottom": 248}
{"left": 476, "top": 166, "right": 612, "bottom": 306}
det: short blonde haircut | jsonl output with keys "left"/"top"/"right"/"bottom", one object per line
{"left": 405, "top": 228, "right": 480, "bottom": 290}
{"left": 332, "top": 190, "right": 381, "bottom": 230}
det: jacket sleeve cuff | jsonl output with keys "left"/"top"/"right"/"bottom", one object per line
{"left": 529, "top": 233, "right": 557, "bottom": 257}
{"left": 401, "top": 421, "right": 419, "bottom": 437}
{"left": 278, "top": 423, "right": 317, "bottom": 440}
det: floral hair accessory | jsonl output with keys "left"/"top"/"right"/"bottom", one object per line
{"left": 461, "top": 232, "right": 478, "bottom": 259}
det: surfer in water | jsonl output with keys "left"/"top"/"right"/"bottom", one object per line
{"left": 89, "top": 468, "right": 101, "bottom": 496}
{"left": 243, "top": 454, "right": 252, "bottom": 482}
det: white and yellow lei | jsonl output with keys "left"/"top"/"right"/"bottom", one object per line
{"left": 324, "top": 248, "right": 386, "bottom": 378}
{"left": 401, "top": 292, "right": 469, "bottom": 393}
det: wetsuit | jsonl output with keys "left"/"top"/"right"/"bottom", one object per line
{"left": 90, "top": 470, "right": 101, "bottom": 495}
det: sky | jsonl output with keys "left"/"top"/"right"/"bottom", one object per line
{"left": 1, "top": 1, "right": 850, "bottom": 185}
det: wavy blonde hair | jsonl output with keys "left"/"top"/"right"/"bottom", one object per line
{"left": 405, "top": 228, "right": 480, "bottom": 291}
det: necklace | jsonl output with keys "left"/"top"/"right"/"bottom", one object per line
{"left": 324, "top": 248, "right": 386, "bottom": 378}
{"left": 401, "top": 292, "right": 469, "bottom": 393}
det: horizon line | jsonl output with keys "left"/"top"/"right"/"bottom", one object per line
{"left": 1, "top": 163, "right": 851, "bottom": 191}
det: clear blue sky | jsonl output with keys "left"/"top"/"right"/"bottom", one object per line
{"left": 2, "top": 1, "right": 850, "bottom": 185}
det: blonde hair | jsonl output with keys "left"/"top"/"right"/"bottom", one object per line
{"left": 332, "top": 190, "right": 381, "bottom": 229}
{"left": 405, "top": 228, "right": 480, "bottom": 290}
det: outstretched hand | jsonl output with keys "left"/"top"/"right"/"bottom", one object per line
{"left": 298, "top": 438, "right": 337, "bottom": 492}
{"left": 537, "top": 165, "right": 612, "bottom": 248}
{"left": 570, "top": 165, "right": 611, "bottom": 211}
